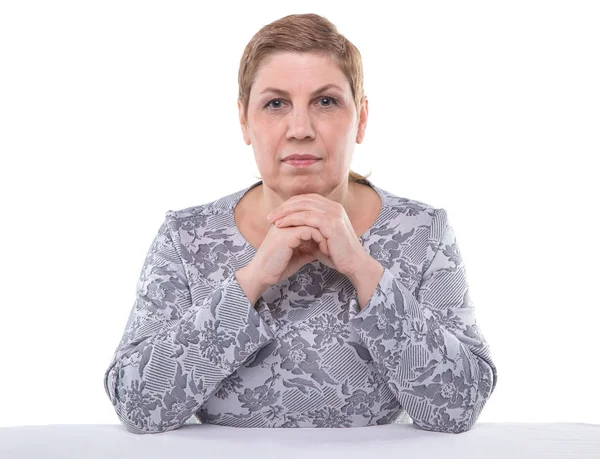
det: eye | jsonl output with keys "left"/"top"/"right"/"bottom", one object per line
{"left": 264, "top": 96, "right": 340, "bottom": 110}
{"left": 265, "top": 99, "right": 284, "bottom": 109}
{"left": 318, "top": 96, "right": 339, "bottom": 107}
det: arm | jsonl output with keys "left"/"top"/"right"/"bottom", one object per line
{"left": 236, "top": 263, "right": 271, "bottom": 306}
{"left": 349, "top": 256, "right": 385, "bottom": 311}
{"left": 103, "top": 215, "right": 276, "bottom": 434}
{"left": 347, "top": 208, "right": 497, "bottom": 433}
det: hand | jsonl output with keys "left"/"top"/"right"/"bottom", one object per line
{"left": 266, "top": 193, "right": 368, "bottom": 278}
{"left": 249, "top": 218, "right": 332, "bottom": 288}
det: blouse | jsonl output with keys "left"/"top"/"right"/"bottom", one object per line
{"left": 103, "top": 179, "right": 497, "bottom": 434}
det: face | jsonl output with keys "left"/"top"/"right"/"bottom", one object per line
{"left": 238, "top": 51, "right": 368, "bottom": 201}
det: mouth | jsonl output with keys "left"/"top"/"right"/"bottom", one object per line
{"left": 282, "top": 158, "right": 321, "bottom": 168}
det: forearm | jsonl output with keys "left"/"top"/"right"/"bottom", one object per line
{"left": 348, "top": 255, "right": 385, "bottom": 310}
{"left": 235, "top": 264, "right": 269, "bottom": 306}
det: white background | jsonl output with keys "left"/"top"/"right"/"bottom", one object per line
{"left": 0, "top": 1, "right": 598, "bottom": 428}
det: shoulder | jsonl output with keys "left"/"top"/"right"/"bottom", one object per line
{"left": 163, "top": 187, "right": 247, "bottom": 222}
{"left": 354, "top": 182, "right": 455, "bottom": 292}
{"left": 157, "top": 187, "right": 250, "bottom": 245}
{"left": 374, "top": 182, "right": 445, "bottom": 227}
{"left": 370, "top": 183, "right": 454, "bottom": 259}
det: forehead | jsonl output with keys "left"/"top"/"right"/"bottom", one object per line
{"left": 253, "top": 51, "right": 349, "bottom": 92}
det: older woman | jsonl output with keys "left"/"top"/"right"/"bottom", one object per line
{"left": 104, "top": 13, "right": 497, "bottom": 434}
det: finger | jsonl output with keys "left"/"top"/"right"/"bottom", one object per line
{"left": 292, "top": 226, "right": 313, "bottom": 248}
{"left": 291, "top": 226, "right": 327, "bottom": 255}
{"left": 279, "top": 213, "right": 332, "bottom": 249}
{"left": 275, "top": 211, "right": 314, "bottom": 228}
{"left": 270, "top": 202, "right": 328, "bottom": 223}
{"left": 310, "top": 227, "right": 330, "bottom": 256}
{"left": 313, "top": 228, "right": 329, "bottom": 256}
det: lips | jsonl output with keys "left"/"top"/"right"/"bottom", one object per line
{"left": 283, "top": 155, "right": 320, "bottom": 161}
{"left": 283, "top": 158, "right": 320, "bottom": 168}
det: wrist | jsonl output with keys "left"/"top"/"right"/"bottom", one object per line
{"left": 348, "top": 255, "right": 384, "bottom": 311}
{"left": 236, "top": 264, "right": 269, "bottom": 306}
{"left": 349, "top": 254, "right": 383, "bottom": 288}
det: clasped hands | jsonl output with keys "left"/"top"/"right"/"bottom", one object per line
{"left": 266, "top": 193, "right": 369, "bottom": 278}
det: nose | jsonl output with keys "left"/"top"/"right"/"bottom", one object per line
{"left": 286, "top": 106, "right": 315, "bottom": 140}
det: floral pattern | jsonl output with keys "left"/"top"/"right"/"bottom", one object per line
{"left": 103, "top": 179, "right": 497, "bottom": 434}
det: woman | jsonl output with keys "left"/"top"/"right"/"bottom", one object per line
{"left": 103, "top": 13, "right": 497, "bottom": 434}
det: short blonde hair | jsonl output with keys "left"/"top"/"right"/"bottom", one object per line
{"left": 238, "top": 13, "right": 372, "bottom": 183}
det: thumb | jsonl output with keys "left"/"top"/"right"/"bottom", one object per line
{"left": 311, "top": 245, "right": 334, "bottom": 270}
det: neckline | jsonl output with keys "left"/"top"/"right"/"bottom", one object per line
{"left": 230, "top": 179, "right": 388, "bottom": 256}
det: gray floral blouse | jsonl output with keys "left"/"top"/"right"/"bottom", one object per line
{"left": 103, "top": 179, "right": 497, "bottom": 434}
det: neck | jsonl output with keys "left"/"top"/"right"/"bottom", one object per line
{"left": 256, "top": 180, "right": 358, "bottom": 232}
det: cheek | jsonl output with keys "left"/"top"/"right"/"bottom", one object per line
{"left": 324, "top": 121, "right": 352, "bottom": 144}
{"left": 255, "top": 123, "right": 283, "bottom": 149}
{"left": 252, "top": 148, "right": 279, "bottom": 173}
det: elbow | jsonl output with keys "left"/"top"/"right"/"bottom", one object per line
{"left": 120, "top": 419, "right": 167, "bottom": 435}
{"left": 104, "top": 367, "right": 170, "bottom": 434}
{"left": 413, "top": 420, "right": 473, "bottom": 434}
{"left": 111, "top": 400, "right": 183, "bottom": 435}
{"left": 412, "top": 406, "right": 482, "bottom": 434}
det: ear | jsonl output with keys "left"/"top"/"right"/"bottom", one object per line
{"left": 238, "top": 99, "right": 251, "bottom": 145}
{"left": 356, "top": 95, "right": 368, "bottom": 144}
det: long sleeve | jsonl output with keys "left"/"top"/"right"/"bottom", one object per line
{"left": 347, "top": 208, "right": 497, "bottom": 434}
{"left": 103, "top": 215, "right": 276, "bottom": 434}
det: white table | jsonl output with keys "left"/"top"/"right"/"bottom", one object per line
{"left": 1, "top": 423, "right": 598, "bottom": 458}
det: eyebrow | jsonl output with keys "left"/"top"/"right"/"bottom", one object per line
{"left": 259, "top": 83, "right": 344, "bottom": 97}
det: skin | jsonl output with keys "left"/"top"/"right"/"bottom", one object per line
{"left": 237, "top": 51, "right": 369, "bottom": 237}
{"left": 236, "top": 51, "right": 384, "bottom": 309}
